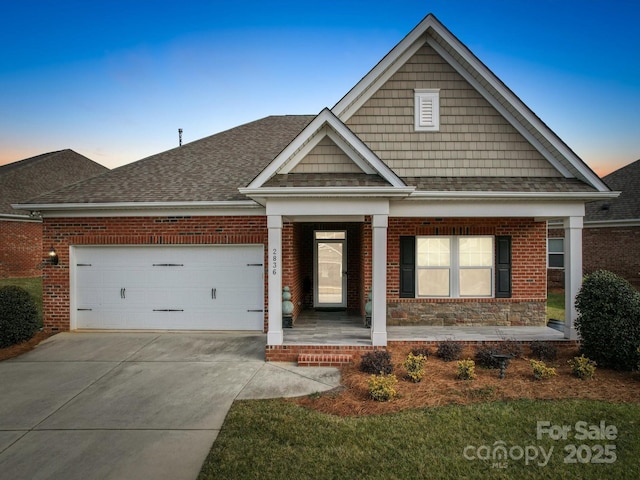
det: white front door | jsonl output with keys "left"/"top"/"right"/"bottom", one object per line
{"left": 314, "top": 231, "right": 347, "bottom": 308}
{"left": 72, "top": 245, "right": 264, "bottom": 330}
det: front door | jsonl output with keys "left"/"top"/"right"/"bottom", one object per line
{"left": 314, "top": 231, "right": 347, "bottom": 308}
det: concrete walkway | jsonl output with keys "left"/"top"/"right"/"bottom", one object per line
{"left": 0, "top": 332, "right": 340, "bottom": 480}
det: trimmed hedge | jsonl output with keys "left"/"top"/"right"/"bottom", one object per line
{"left": 0, "top": 285, "right": 40, "bottom": 348}
{"left": 575, "top": 270, "right": 640, "bottom": 371}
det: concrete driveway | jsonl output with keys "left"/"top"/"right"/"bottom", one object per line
{"left": 0, "top": 333, "right": 340, "bottom": 480}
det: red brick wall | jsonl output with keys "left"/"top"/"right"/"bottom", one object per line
{"left": 583, "top": 226, "right": 640, "bottom": 289}
{"left": 0, "top": 220, "right": 42, "bottom": 278}
{"left": 42, "top": 216, "right": 267, "bottom": 331}
{"left": 386, "top": 217, "right": 547, "bottom": 299}
{"left": 380, "top": 217, "right": 547, "bottom": 325}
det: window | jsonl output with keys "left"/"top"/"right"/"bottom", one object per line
{"left": 416, "top": 236, "right": 493, "bottom": 297}
{"left": 414, "top": 89, "right": 440, "bottom": 131}
{"left": 548, "top": 238, "right": 564, "bottom": 268}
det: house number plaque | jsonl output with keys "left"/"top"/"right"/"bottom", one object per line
{"left": 272, "top": 248, "right": 278, "bottom": 276}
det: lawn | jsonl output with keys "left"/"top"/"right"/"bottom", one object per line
{"left": 547, "top": 289, "right": 565, "bottom": 322}
{"left": 199, "top": 398, "right": 640, "bottom": 479}
{"left": 0, "top": 276, "right": 43, "bottom": 323}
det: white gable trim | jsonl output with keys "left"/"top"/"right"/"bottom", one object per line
{"left": 331, "top": 14, "right": 609, "bottom": 192}
{"left": 245, "top": 108, "right": 406, "bottom": 189}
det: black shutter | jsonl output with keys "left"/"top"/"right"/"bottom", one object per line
{"left": 400, "top": 236, "right": 415, "bottom": 298}
{"left": 495, "top": 236, "right": 512, "bottom": 298}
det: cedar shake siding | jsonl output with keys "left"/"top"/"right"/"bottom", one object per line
{"left": 346, "top": 44, "right": 560, "bottom": 178}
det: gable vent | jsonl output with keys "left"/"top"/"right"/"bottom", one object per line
{"left": 415, "top": 89, "right": 440, "bottom": 131}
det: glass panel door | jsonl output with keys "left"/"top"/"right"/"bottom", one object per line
{"left": 315, "top": 231, "right": 346, "bottom": 308}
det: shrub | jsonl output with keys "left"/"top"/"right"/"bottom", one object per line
{"left": 530, "top": 360, "right": 557, "bottom": 380}
{"left": 368, "top": 373, "right": 398, "bottom": 402}
{"left": 360, "top": 350, "right": 393, "bottom": 375}
{"left": 403, "top": 352, "right": 427, "bottom": 383}
{"left": 0, "top": 285, "right": 40, "bottom": 348}
{"left": 474, "top": 346, "right": 502, "bottom": 369}
{"left": 569, "top": 355, "right": 596, "bottom": 380}
{"left": 456, "top": 359, "right": 476, "bottom": 380}
{"left": 529, "top": 341, "right": 558, "bottom": 362}
{"left": 575, "top": 270, "right": 640, "bottom": 371}
{"left": 437, "top": 340, "right": 462, "bottom": 362}
{"left": 499, "top": 338, "right": 524, "bottom": 359}
{"left": 410, "top": 346, "right": 432, "bottom": 358}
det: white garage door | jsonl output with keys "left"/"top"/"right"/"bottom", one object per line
{"left": 72, "top": 245, "right": 264, "bottom": 330}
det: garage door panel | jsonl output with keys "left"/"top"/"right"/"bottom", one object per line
{"left": 74, "top": 246, "right": 264, "bottom": 331}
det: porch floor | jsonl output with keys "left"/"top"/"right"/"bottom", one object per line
{"left": 283, "top": 309, "right": 565, "bottom": 346}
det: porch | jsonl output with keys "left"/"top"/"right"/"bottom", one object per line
{"left": 283, "top": 309, "right": 565, "bottom": 345}
{"left": 269, "top": 309, "right": 569, "bottom": 365}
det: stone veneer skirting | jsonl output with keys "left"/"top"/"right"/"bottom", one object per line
{"left": 387, "top": 300, "right": 546, "bottom": 327}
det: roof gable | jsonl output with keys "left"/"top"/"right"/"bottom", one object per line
{"left": 245, "top": 108, "right": 406, "bottom": 189}
{"left": 332, "top": 14, "right": 609, "bottom": 192}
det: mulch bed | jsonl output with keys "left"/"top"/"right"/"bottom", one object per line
{"left": 0, "top": 330, "right": 57, "bottom": 361}
{"left": 293, "top": 344, "right": 640, "bottom": 416}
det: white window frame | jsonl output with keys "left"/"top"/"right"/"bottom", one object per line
{"left": 416, "top": 236, "right": 494, "bottom": 298}
{"left": 547, "top": 238, "right": 565, "bottom": 269}
{"left": 414, "top": 88, "right": 440, "bottom": 131}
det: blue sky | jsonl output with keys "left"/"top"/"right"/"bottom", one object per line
{"left": 1, "top": 0, "right": 638, "bottom": 176}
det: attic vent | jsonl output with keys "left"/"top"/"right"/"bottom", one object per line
{"left": 415, "top": 89, "right": 440, "bottom": 131}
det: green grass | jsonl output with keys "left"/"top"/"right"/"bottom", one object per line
{"left": 0, "top": 277, "right": 43, "bottom": 324}
{"left": 547, "top": 290, "right": 565, "bottom": 322}
{"left": 199, "top": 399, "right": 640, "bottom": 480}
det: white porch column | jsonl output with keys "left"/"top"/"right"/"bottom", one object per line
{"left": 267, "top": 215, "right": 283, "bottom": 345}
{"left": 371, "top": 214, "right": 388, "bottom": 346}
{"left": 564, "top": 216, "right": 583, "bottom": 340}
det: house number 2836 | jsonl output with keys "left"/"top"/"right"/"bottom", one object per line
{"left": 272, "top": 248, "right": 278, "bottom": 276}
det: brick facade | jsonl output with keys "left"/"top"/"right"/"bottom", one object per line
{"left": 583, "top": 226, "right": 640, "bottom": 289}
{"left": 0, "top": 219, "right": 42, "bottom": 278}
{"left": 43, "top": 215, "right": 549, "bottom": 332}
{"left": 42, "top": 216, "right": 267, "bottom": 331}
{"left": 383, "top": 217, "right": 547, "bottom": 326}
{"left": 547, "top": 225, "right": 640, "bottom": 291}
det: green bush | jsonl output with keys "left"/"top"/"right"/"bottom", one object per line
{"left": 456, "top": 359, "right": 476, "bottom": 380}
{"left": 569, "top": 355, "right": 596, "bottom": 380}
{"left": 0, "top": 285, "right": 40, "bottom": 348}
{"left": 403, "top": 352, "right": 427, "bottom": 383}
{"left": 360, "top": 350, "right": 393, "bottom": 375}
{"left": 530, "top": 360, "right": 557, "bottom": 380}
{"left": 437, "top": 340, "right": 462, "bottom": 362}
{"left": 529, "top": 341, "right": 558, "bottom": 362}
{"left": 575, "top": 270, "right": 640, "bottom": 371}
{"left": 368, "top": 373, "right": 398, "bottom": 402}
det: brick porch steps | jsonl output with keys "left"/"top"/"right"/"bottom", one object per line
{"left": 297, "top": 353, "right": 353, "bottom": 367}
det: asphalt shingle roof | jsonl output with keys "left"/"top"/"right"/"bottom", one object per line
{"left": 26, "top": 116, "right": 315, "bottom": 205}
{"left": 0, "top": 149, "right": 108, "bottom": 215}
{"left": 586, "top": 159, "right": 640, "bottom": 221}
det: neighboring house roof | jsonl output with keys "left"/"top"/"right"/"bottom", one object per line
{"left": 0, "top": 149, "right": 108, "bottom": 217}
{"left": 586, "top": 159, "right": 640, "bottom": 224}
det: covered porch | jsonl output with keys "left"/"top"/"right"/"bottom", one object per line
{"left": 283, "top": 309, "right": 565, "bottom": 346}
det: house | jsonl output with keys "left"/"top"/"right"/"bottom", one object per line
{"left": 1, "top": 150, "right": 108, "bottom": 278}
{"left": 15, "top": 15, "right": 615, "bottom": 359}
{"left": 548, "top": 159, "right": 639, "bottom": 290}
